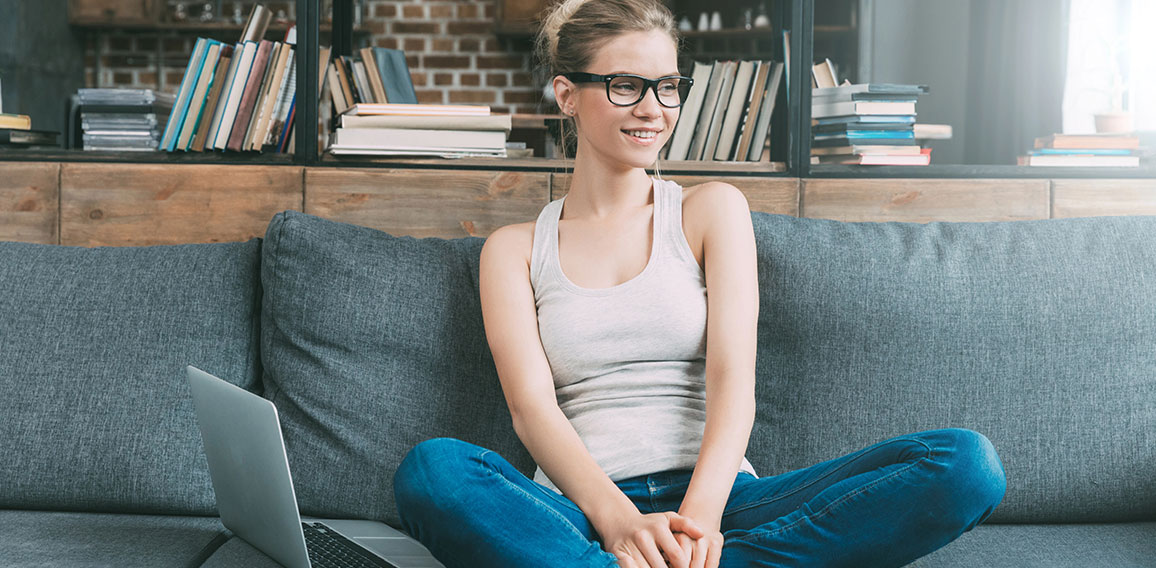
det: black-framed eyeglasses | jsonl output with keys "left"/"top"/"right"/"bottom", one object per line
{"left": 561, "top": 72, "right": 694, "bottom": 108}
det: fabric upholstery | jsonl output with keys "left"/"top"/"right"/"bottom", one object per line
{"left": 199, "top": 537, "right": 283, "bottom": 568}
{"left": 746, "top": 213, "right": 1156, "bottom": 523}
{"left": 912, "top": 522, "right": 1156, "bottom": 567}
{"left": 260, "top": 210, "right": 531, "bottom": 527}
{"left": 0, "top": 240, "right": 263, "bottom": 515}
{"left": 0, "top": 510, "right": 226, "bottom": 567}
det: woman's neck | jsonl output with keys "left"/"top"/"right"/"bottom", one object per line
{"left": 563, "top": 146, "right": 655, "bottom": 221}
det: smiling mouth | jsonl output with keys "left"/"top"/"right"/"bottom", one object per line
{"left": 623, "top": 129, "right": 661, "bottom": 140}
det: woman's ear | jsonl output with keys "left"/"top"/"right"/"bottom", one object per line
{"left": 553, "top": 75, "right": 576, "bottom": 116}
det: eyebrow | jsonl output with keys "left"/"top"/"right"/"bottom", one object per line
{"left": 604, "top": 71, "right": 683, "bottom": 77}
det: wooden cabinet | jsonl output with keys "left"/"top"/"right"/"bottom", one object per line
{"left": 5, "top": 161, "right": 1155, "bottom": 246}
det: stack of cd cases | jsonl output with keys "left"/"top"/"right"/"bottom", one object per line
{"left": 73, "top": 89, "right": 176, "bottom": 151}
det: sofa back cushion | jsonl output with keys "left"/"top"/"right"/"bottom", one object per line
{"left": 0, "top": 240, "right": 263, "bottom": 515}
{"left": 747, "top": 213, "right": 1156, "bottom": 523}
{"left": 260, "top": 211, "right": 531, "bottom": 527}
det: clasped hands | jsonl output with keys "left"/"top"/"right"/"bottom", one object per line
{"left": 604, "top": 511, "right": 724, "bottom": 568}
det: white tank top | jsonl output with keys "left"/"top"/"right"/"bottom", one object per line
{"left": 529, "top": 176, "right": 757, "bottom": 492}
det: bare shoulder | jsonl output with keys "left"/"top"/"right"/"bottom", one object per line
{"left": 482, "top": 221, "right": 536, "bottom": 270}
{"left": 680, "top": 181, "right": 752, "bottom": 233}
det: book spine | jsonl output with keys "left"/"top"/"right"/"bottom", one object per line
{"left": 227, "top": 39, "right": 274, "bottom": 152}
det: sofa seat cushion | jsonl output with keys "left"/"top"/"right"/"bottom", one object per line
{"left": 749, "top": 213, "right": 1156, "bottom": 523}
{"left": 0, "top": 510, "right": 227, "bottom": 567}
{"left": 0, "top": 240, "right": 264, "bottom": 515}
{"left": 260, "top": 211, "right": 531, "bottom": 527}
{"left": 912, "top": 522, "right": 1156, "bottom": 567}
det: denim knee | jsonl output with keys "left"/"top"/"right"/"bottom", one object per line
{"left": 394, "top": 437, "right": 481, "bottom": 517}
{"left": 931, "top": 428, "right": 1007, "bottom": 530}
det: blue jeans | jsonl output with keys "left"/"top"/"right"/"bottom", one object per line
{"left": 393, "top": 428, "right": 1006, "bottom": 567}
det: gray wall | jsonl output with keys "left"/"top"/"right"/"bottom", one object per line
{"left": 862, "top": 0, "right": 972, "bottom": 164}
{"left": 0, "top": 0, "right": 85, "bottom": 136}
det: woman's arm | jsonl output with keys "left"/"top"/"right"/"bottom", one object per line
{"left": 478, "top": 225, "right": 700, "bottom": 568}
{"left": 677, "top": 183, "right": 759, "bottom": 535}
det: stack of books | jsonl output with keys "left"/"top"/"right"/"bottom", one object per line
{"left": 810, "top": 83, "right": 931, "bottom": 166}
{"left": 0, "top": 112, "right": 59, "bottom": 148}
{"left": 161, "top": 5, "right": 302, "bottom": 153}
{"left": 1019, "top": 133, "right": 1141, "bottom": 167}
{"left": 664, "top": 59, "right": 784, "bottom": 162}
{"left": 329, "top": 103, "right": 511, "bottom": 158}
{"left": 74, "top": 88, "right": 174, "bottom": 151}
{"left": 327, "top": 46, "right": 418, "bottom": 115}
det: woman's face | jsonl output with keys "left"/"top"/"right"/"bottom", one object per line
{"left": 557, "top": 29, "right": 681, "bottom": 170}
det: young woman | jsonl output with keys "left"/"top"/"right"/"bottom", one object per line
{"left": 393, "top": 1, "right": 1007, "bottom": 566}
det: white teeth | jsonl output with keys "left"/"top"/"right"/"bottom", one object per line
{"left": 626, "top": 130, "right": 658, "bottom": 138}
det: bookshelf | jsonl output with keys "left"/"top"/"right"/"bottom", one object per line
{"left": 1, "top": 0, "right": 1151, "bottom": 179}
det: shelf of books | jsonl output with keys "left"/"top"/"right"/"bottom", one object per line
{"left": 5, "top": 0, "right": 1153, "bottom": 180}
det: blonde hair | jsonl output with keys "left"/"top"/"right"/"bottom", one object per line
{"left": 535, "top": 0, "right": 679, "bottom": 176}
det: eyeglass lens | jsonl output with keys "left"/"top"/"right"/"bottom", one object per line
{"left": 608, "top": 76, "right": 691, "bottom": 107}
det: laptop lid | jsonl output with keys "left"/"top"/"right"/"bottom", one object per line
{"left": 186, "top": 365, "right": 312, "bottom": 568}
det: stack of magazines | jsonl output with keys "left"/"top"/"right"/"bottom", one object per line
{"left": 329, "top": 103, "right": 510, "bottom": 158}
{"left": 76, "top": 88, "right": 174, "bottom": 151}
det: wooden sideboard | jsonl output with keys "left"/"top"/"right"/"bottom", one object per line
{"left": 2, "top": 161, "right": 1154, "bottom": 246}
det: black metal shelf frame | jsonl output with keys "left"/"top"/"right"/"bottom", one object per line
{"left": 166, "top": 0, "right": 1156, "bottom": 179}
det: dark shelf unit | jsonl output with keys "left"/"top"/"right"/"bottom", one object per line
{"left": 4, "top": 0, "right": 1148, "bottom": 180}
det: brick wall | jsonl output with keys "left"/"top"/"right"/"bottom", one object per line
{"left": 85, "top": 0, "right": 548, "bottom": 115}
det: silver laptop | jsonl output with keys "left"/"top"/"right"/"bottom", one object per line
{"left": 186, "top": 365, "right": 445, "bottom": 568}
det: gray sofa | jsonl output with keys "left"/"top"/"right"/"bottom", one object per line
{"left": 2, "top": 208, "right": 1153, "bottom": 567}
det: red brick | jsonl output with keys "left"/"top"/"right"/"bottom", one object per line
{"left": 486, "top": 73, "right": 508, "bottom": 87}
{"left": 449, "top": 90, "right": 497, "bottom": 104}
{"left": 410, "top": 71, "right": 428, "bottom": 87}
{"left": 484, "top": 2, "right": 495, "bottom": 18}
{"left": 138, "top": 71, "right": 158, "bottom": 86}
{"left": 393, "top": 21, "right": 440, "bottom": 34}
{"left": 460, "top": 73, "right": 481, "bottom": 86}
{"left": 166, "top": 71, "right": 184, "bottom": 85}
{"left": 429, "top": 4, "right": 454, "bottom": 19}
{"left": 422, "top": 55, "right": 471, "bottom": 69}
{"left": 404, "top": 37, "right": 426, "bottom": 52}
{"left": 417, "top": 89, "right": 445, "bottom": 104}
{"left": 373, "top": 3, "right": 397, "bottom": 18}
{"left": 434, "top": 73, "right": 454, "bottom": 86}
{"left": 368, "top": 20, "right": 387, "bottom": 34}
{"left": 477, "top": 55, "right": 524, "bottom": 70}
{"left": 376, "top": 37, "right": 400, "bottom": 49}
{"left": 512, "top": 71, "right": 533, "bottom": 86}
{"left": 402, "top": 4, "right": 424, "bottom": 18}
{"left": 491, "top": 105, "right": 510, "bottom": 114}
{"left": 457, "top": 4, "right": 479, "bottom": 18}
{"left": 504, "top": 90, "right": 543, "bottom": 104}
{"left": 113, "top": 72, "right": 132, "bottom": 85}
{"left": 432, "top": 38, "right": 454, "bottom": 52}
{"left": 449, "top": 21, "right": 495, "bottom": 36}
{"left": 459, "top": 38, "right": 480, "bottom": 52}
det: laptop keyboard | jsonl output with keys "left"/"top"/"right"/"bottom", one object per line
{"left": 303, "top": 522, "right": 400, "bottom": 568}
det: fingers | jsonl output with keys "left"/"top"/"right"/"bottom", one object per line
{"left": 691, "top": 537, "right": 708, "bottom": 568}
{"left": 705, "top": 536, "right": 722, "bottom": 568}
{"left": 676, "top": 532, "right": 694, "bottom": 566}
{"left": 665, "top": 512, "right": 705, "bottom": 539}
{"left": 635, "top": 530, "right": 669, "bottom": 568}
{"left": 655, "top": 526, "right": 689, "bottom": 568}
